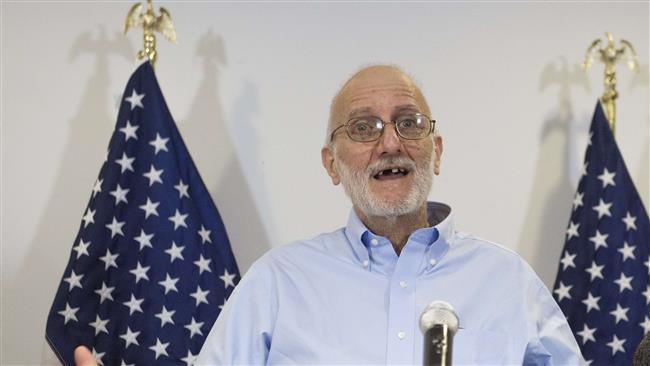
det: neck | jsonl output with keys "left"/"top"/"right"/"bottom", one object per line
{"left": 355, "top": 203, "right": 430, "bottom": 256}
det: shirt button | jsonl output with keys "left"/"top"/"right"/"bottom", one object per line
{"left": 370, "top": 239, "right": 379, "bottom": 246}
{"left": 399, "top": 280, "right": 407, "bottom": 288}
{"left": 429, "top": 259, "right": 437, "bottom": 266}
{"left": 397, "top": 331, "right": 406, "bottom": 340}
{"left": 362, "top": 260, "right": 369, "bottom": 268}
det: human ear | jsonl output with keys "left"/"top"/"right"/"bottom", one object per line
{"left": 433, "top": 135, "right": 443, "bottom": 175}
{"left": 321, "top": 145, "right": 341, "bottom": 185}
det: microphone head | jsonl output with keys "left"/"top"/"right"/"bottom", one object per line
{"left": 419, "top": 300, "right": 459, "bottom": 335}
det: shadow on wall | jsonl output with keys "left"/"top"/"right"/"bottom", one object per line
{"left": 518, "top": 57, "right": 590, "bottom": 289}
{"left": 180, "top": 29, "right": 271, "bottom": 274}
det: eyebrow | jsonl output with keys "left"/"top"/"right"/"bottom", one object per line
{"left": 347, "top": 105, "right": 421, "bottom": 119}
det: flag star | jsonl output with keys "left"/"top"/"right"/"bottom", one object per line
{"left": 125, "top": 89, "right": 145, "bottom": 110}
{"left": 129, "top": 262, "right": 150, "bottom": 283}
{"left": 597, "top": 167, "right": 616, "bottom": 188}
{"left": 622, "top": 211, "right": 637, "bottom": 231}
{"left": 149, "top": 338, "right": 169, "bottom": 360}
{"left": 95, "top": 282, "right": 115, "bottom": 303}
{"left": 143, "top": 165, "right": 164, "bottom": 186}
{"left": 582, "top": 292, "right": 601, "bottom": 313}
{"left": 618, "top": 242, "right": 636, "bottom": 261}
{"left": 64, "top": 270, "right": 84, "bottom": 290}
{"left": 581, "top": 161, "right": 588, "bottom": 176}
{"left": 610, "top": 304, "right": 630, "bottom": 324}
{"left": 641, "top": 317, "right": 650, "bottom": 334}
{"left": 122, "top": 294, "right": 144, "bottom": 315}
{"left": 194, "top": 254, "right": 212, "bottom": 274}
{"left": 184, "top": 317, "right": 204, "bottom": 338}
{"left": 89, "top": 315, "right": 109, "bottom": 336}
{"left": 181, "top": 350, "right": 198, "bottom": 366}
{"left": 220, "top": 269, "right": 237, "bottom": 288}
{"left": 606, "top": 335, "right": 626, "bottom": 355}
{"left": 576, "top": 324, "right": 596, "bottom": 344}
{"left": 149, "top": 133, "right": 169, "bottom": 154}
{"left": 572, "top": 192, "right": 584, "bottom": 210}
{"left": 592, "top": 199, "right": 612, "bottom": 219}
{"left": 190, "top": 285, "right": 210, "bottom": 306}
{"left": 73, "top": 239, "right": 91, "bottom": 259}
{"left": 614, "top": 272, "right": 634, "bottom": 293}
{"left": 155, "top": 305, "right": 176, "bottom": 327}
{"left": 82, "top": 208, "right": 95, "bottom": 227}
{"left": 119, "top": 120, "right": 139, "bottom": 141}
{"left": 115, "top": 152, "right": 135, "bottom": 173}
{"left": 168, "top": 210, "right": 188, "bottom": 230}
{"left": 158, "top": 274, "right": 179, "bottom": 294}
{"left": 588, "top": 230, "right": 608, "bottom": 250}
{"left": 587, "top": 131, "right": 593, "bottom": 146}
{"left": 99, "top": 248, "right": 119, "bottom": 270}
{"left": 644, "top": 286, "right": 650, "bottom": 305}
{"left": 92, "top": 178, "right": 103, "bottom": 197}
{"left": 218, "top": 299, "right": 226, "bottom": 310}
{"left": 58, "top": 302, "right": 79, "bottom": 324}
{"left": 174, "top": 180, "right": 190, "bottom": 199}
{"left": 139, "top": 197, "right": 160, "bottom": 219}
{"left": 198, "top": 225, "right": 212, "bottom": 244}
{"left": 565, "top": 221, "right": 580, "bottom": 240}
{"left": 646, "top": 258, "right": 650, "bottom": 275}
{"left": 165, "top": 241, "right": 185, "bottom": 262}
{"left": 553, "top": 281, "right": 572, "bottom": 302}
{"left": 585, "top": 261, "right": 604, "bottom": 281}
{"left": 134, "top": 229, "right": 154, "bottom": 251}
{"left": 560, "top": 251, "right": 576, "bottom": 270}
{"left": 109, "top": 184, "right": 130, "bottom": 205}
{"left": 119, "top": 326, "right": 140, "bottom": 348}
{"left": 92, "top": 348, "right": 106, "bottom": 366}
{"left": 105, "top": 217, "right": 126, "bottom": 238}
{"left": 120, "top": 361, "right": 133, "bottom": 366}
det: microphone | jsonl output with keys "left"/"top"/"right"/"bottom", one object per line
{"left": 419, "top": 301, "right": 459, "bottom": 366}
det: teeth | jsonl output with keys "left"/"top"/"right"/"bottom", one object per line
{"left": 391, "top": 168, "right": 399, "bottom": 174}
{"left": 377, "top": 171, "right": 384, "bottom": 176}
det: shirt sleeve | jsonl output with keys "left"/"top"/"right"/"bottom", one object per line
{"left": 196, "top": 256, "right": 278, "bottom": 365}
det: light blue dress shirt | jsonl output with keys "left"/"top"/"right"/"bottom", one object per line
{"left": 197, "top": 202, "right": 584, "bottom": 365}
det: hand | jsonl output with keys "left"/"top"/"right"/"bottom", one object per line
{"left": 74, "top": 346, "right": 98, "bottom": 366}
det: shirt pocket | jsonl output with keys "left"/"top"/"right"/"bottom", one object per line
{"left": 452, "top": 328, "right": 511, "bottom": 365}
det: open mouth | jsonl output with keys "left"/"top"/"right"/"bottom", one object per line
{"left": 373, "top": 167, "right": 410, "bottom": 181}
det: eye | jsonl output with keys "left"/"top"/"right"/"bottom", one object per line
{"left": 348, "top": 118, "right": 382, "bottom": 141}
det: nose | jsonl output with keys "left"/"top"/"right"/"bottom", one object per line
{"left": 376, "top": 122, "right": 403, "bottom": 155}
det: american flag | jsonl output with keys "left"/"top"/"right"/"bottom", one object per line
{"left": 553, "top": 102, "right": 650, "bottom": 364}
{"left": 46, "top": 62, "right": 240, "bottom": 366}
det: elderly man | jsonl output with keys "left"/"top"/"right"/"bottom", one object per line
{"left": 193, "top": 65, "right": 584, "bottom": 364}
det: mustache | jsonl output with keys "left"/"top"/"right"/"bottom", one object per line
{"left": 367, "top": 156, "right": 417, "bottom": 176}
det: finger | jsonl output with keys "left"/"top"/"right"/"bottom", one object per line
{"left": 74, "top": 345, "right": 98, "bottom": 366}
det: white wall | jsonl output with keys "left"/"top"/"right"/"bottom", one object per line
{"left": 2, "top": 2, "right": 648, "bottom": 364}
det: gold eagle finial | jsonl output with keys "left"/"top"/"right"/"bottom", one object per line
{"left": 124, "top": 0, "right": 177, "bottom": 67}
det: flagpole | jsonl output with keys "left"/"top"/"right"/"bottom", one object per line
{"left": 124, "top": 0, "right": 178, "bottom": 68}
{"left": 581, "top": 32, "right": 639, "bottom": 136}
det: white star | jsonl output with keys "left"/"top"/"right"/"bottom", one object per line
{"left": 149, "top": 338, "right": 169, "bottom": 360}
{"left": 597, "top": 167, "right": 616, "bottom": 188}
{"left": 220, "top": 269, "right": 237, "bottom": 289}
{"left": 168, "top": 210, "right": 188, "bottom": 230}
{"left": 181, "top": 350, "right": 198, "bottom": 365}
{"left": 158, "top": 274, "right": 179, "bottom": 294}
{"left": 553, "top": 281, "right": 572, "bottom": 302}
{"left": 592, "top": 199, "right": 612, "bottom": 219}
{"left": 134, "top": 229, "right": 154, "bottom": 251}
{"left": 588, "top": 230, "right": 608, "bottom": 250}
{"left": 122, "top": 294, "right": 144, "bottom": 315}
{"left": 646, "top": 258, "right": 650, "bottom": 275}
{"left": 99, "top": 248, "right": 119, "bottom": 270}
{"left": 105, "top": 217, "right": 125, "bottom": 238}
{"left": 89, "top": 315, "right": 109, "bottom": 336}
{"left": 115, "top": 152, "right": 135, "bottom": 173}
{"left": 92, "top": 178, "right": 103, "bottom": 197}
{"left": 582, "top": 292, "right": 600, "bottom": 313}
{"left": 190, "top": 285, "right": 210, "bottom": 306}
{"left": 565, "top": 221, "right": 580, "bottom": 240}
{"left": 622, "top": 211, "right": 637, "bottom": 231}
{"left": 218, "top": 299, "right": 226, "bottom": 310}
{"left": 73, "top": 239, "right": 91, "bottom": 259}
{"left": 82, "top": 208, "right": 95, "bottom": 227}
{"left": 120, "top": 361, "right": 133, "bottom": 366}
{"left": 125, "top": 89, "right": 145, "bottom": 110}
{"left": 606, "top": 335, "right": 626, "bottom": 355}
{"left": 610, "top": 304, "right": 630, "bottom": 324}
{"left": 572, "top": 192, "right": 584, "bottom": 210}
{"left": 92, "top": 348, "right": 106, "bottom": 366}
{"left": 174, "top": 180, "right": 190, "bottom": 199}
{"left": 109, "top": 184, "right": 130, "bottom": 205}
{"left": 642, "top": 317, "right": 650, "bottom": 334}
{"left": 576, "top": 324, "right": 596, "bottom": 344}
{"left": 614, "top": 272, "right": 634, "bottom": 293}
{"left": 560, "top": 251, "right": 576, "bottom": 270}
{"left": 95, "top": 282, "right": 115, "bottom": 303}
{"left": 198, "top": 225, "right": 212, "bottom": 244}
{"left": 149, "top": 133, "right": 169, "bottom": 154}
{"left": 184, "top": 317, "right": 204, "bottom": 338}
{"left": 581, "top": 161, "right": 589, "bottom": 176}
{"left": 64, "top": 270, "right": 83, "bottom": 290}
{"left": 644, "top": 286, "right": 650, "bottom": 304}
{"left": 585, "top": 261, "right": 604, "bottom": 281}
{"left": 165, "top": 242, "right": 185, "bottom": 263}
{"left": 155, "top": 305, "right": 176, "bottom": 327}
{"left": 194, "top": 255, "right": 212, "bottom": 274}
{"left": 129, "top": 262, "right": 150, "bottom": 283}
{"left": 139, "top": 197, "right": 160, "bottom": 219}
{"left": 587, "top": 132, "right": 593, "bottom": 146}
{"left": 119, "top": 326, "right": 140, "bottom": 348}
{"left": 618, "top": 242, "right": 636, "bottom": 262}
{"left": 58, "top": 302, "right": 79, "bottom": 324}
{"left": 119, "top": 120, "right": 139, "bottom": 141}
{"left": 143, "top": 165, "right": 164, "bottom": 186}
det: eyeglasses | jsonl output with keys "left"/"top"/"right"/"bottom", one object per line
{"left": 330, "top": 113, "right": 435, "bottom": 143}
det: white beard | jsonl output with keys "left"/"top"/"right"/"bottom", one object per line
{"left": 335, "top": 154, "right": 434, "bottom": 218}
